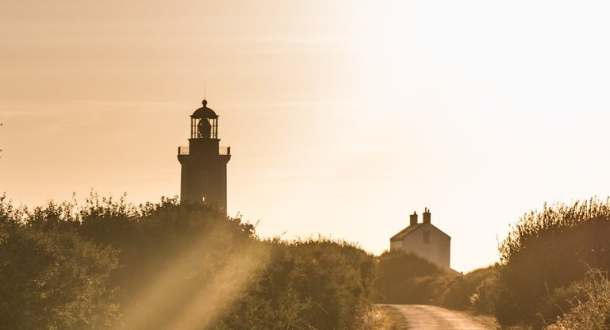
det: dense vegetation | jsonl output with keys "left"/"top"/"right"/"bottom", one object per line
{"left": 0, "top": 194, "right": 376, "bottom": 329}
{"left": 546, "top": 268, "right": 610, "bottom": 330}
{"left": 373, "top": 250, "right": 498, "bottom": 315}
{"left": 7, "top": 192, "right": 610, "bottom": 329}
{"left": 496, "top": 198, "right": 610, "bottom": 329}
{"left": 373, "top": 198, "right": 610, "bottom": 329}
{"left": 373, "top": 251, "right": 446, "bottom": 304}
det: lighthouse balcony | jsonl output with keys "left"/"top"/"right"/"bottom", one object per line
{"left": 177, "top": 146, "right": 231, "bottom": 156}
{"left": 220, "top": 146, "right": 231, "bottom": 155}
{"left": 178, "top": 146, "right": 189, "bottom": 155}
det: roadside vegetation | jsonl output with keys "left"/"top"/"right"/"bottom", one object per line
{"left": 373, "top": 250, "right": 499, "bottom": 315}
{"left": 496, "top": 198, "right": 610, "bottom": 329}
{"left": 0, "top": 194, "right": 376, "bottom": 329}
{"left": 374, "top": 198, "right": 610, "bottom": 330}
{"left": 4, "top": 194, "right": 610, "bottom": 329}
{"left": 359, "top": 305, "right": 405, "bottom": 330}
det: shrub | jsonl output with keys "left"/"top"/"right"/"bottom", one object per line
{"left": 214, "top": 238, "right": 376, "bottom": 330}
{"left": 373, "top": 250, "right": 447, "bottom": 304}
{"left": 0, "top": 194, "right": 377, "bottom": 329}
{"left": 0, "top": 196, "right": 120, "bottom": 329}
{"left": 496, "top": 198, "right": 610, "bottom": 327}
{"left": 546, "top": 268, "right": 610, "bottom": 330}
{"left": 470, "top": 267, "right": 500, "bottom": 315}
{"left": 441, "top": 265, "right": 498, "bottom": 312}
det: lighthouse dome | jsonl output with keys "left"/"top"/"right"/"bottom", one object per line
{"left": 191, "top": 99, "right": 218, "bottom": 119}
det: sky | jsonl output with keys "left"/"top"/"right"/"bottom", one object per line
{"left": 2, "top": 0, "right": 610, "bottom": 272}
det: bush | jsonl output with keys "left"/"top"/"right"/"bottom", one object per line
{"left": 221, "top": 239, "right": 376, "bottom": 330}
{"left": 470, "top": 267, "right": 500, "bottom": 315}
{"left": 0, "top": 194, "right": 377, "bottom": 329}
{"left": 496, "top": 198, "right": 610, "bottom": 327}
{"left": 546, "top": 268, "right": 610, "bottom": 330}
{"left": 441, "top": 265, "right": 499, "bottom": 312}
{"left": 372, "top": 249, "right": 499, "bottom": 314}
{"left": 373, "top": 250, "right": 447, "bottom": 304}
{"left": 0, "top": 196, "right": 120, "bottom": 329}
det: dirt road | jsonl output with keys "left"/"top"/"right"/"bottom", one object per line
{"left": 385, "top": 304, "right": 496, "bottom": 330}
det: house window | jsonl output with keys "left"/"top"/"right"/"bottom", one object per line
{"left": 423, "top": 232, "right": 430, "bottom": 244}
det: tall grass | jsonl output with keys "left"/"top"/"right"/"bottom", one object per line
{"left": 546, "top": 268, "right": 610, "bottom": 330}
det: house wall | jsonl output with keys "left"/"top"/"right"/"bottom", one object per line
{"left": 390, "top": 240, "right": 403, "bottom": 251}
{"left": 400, "top": 224, "right": 450, "bottom": 269}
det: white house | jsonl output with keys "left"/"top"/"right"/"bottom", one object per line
{"left": 390, "top": 208, "right": 451, "bottom": 270}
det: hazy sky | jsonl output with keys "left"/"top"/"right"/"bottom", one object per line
{"left": 2, "top": 0, "right": 610, "bottom": 271}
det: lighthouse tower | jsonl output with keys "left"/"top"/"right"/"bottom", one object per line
{"left": 177, "top": 99, "right": 231, "bottom": 210}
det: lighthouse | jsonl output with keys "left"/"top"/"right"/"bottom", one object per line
{"left": 177, "top": 99, "right": 231, "bottom": 210}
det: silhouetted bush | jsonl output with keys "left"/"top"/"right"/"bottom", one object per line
{"left": 496, "top": 198, "right": 610, "bottom": 328}
{"left": 373, "top": 250, "right": 447, "bottom": 304}
{"left": 440, "top": 265, "right": 499, "bottom": 313}
{"left": 546, "top": 268, "right": 610, "bottom": 330}
{"left": 469, "top": 266, "right": 500, "bottom": 315}
{"left": 0, "top": 196, "right": 120, "bottom": 329}
{"left": 373, "top": 250, "right": 500, "bottom": 314}
{"left": 220, "top": 239, "right": 376, "bottom": 329}
{"left": 0, "top": 194, "right": 377, "bottom": 329}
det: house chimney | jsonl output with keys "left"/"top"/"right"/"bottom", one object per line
{"left": 409, "top": 212, "right": 418, "bottom": 226}
{"left": 423, "top": 208, "right": 431, "bottom": 224}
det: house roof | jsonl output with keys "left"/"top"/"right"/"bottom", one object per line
{"left": 390, "top": 223, "right": 451, "bottom": 241}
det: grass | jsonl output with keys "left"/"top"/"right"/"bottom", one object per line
{"left": 359, "top": 305, "right": 406, "bottom": 330}
{"left": 469, "top": 313, "right": 501, "bottom": 329}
